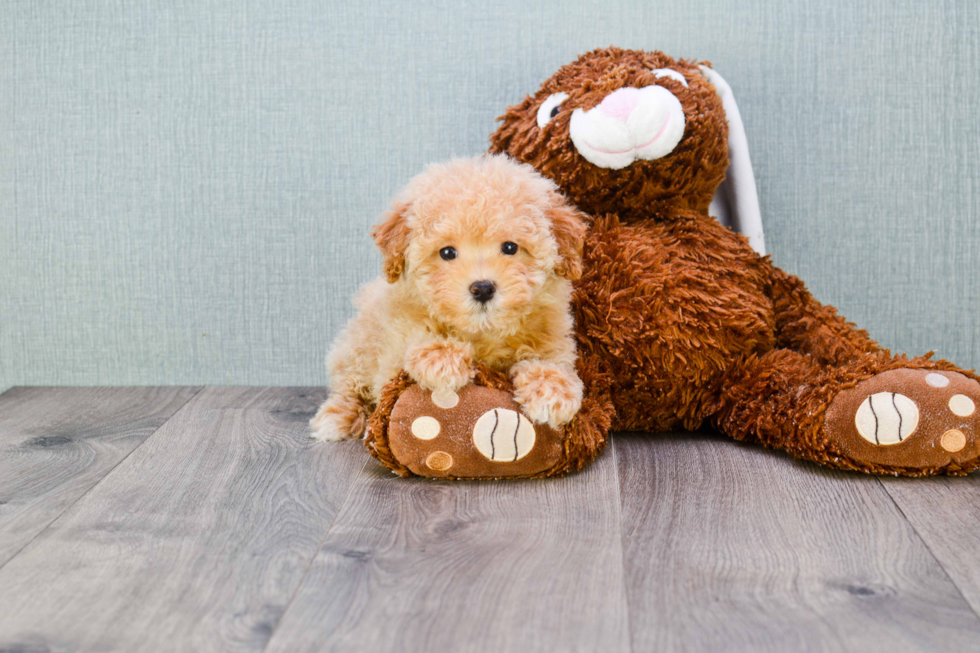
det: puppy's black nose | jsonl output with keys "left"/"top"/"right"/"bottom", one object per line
{"left": 469, "top": 280, "right": 496, "bottom": 304}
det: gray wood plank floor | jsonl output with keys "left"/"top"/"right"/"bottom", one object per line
{"left": 0, "top": 386, "right": 200, "bottom": 566}
{"left": 617, "top": 432, "right": 980, "bottom": 653}
{"left": 0, "top": 388, "right": 978, "bottom": 653}
{"left": 264, "top": 441, "right": 630, "bottom": 653}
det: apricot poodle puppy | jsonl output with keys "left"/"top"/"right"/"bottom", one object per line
{"left": 310, "top": 155, "right": 588, "bottom": 441}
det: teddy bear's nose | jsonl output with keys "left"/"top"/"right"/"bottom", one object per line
{"left": 598, "top": 87, "right": 641, "bottom": 122}
{"left": 469, "top": 280, "right": 496, "bottom": 303}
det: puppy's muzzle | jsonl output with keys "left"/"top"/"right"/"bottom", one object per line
{"left": 469, "top": 280, "right": 496, "bottom": 304}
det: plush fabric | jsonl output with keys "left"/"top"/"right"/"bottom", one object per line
{"left": 366, "top": 363, "right": 612, "bottom": 479}
{"left": 367, "top": 47, "right": 980, "bottom": 479}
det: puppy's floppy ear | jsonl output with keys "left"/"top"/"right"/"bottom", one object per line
{"left": 547, "top": 191, "right": 588, "bottom": 281}
{"left": 371, "top": 199, "right": 412, "bottom": 283}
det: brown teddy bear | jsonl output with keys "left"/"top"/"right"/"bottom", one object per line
{"left": 364, "top": 47, "right": 979, "bottom": 479}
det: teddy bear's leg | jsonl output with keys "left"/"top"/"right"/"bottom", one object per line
{"left": 363, "top": 361, "right": 614, "bottom": 479}
{"left": 714, "top": 348, "right": 980, "bottom": 475}
{"left": 769, "top": 268, "right": 882, "bottom": 365}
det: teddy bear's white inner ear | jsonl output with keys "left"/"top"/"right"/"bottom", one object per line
{"left": 699, "top": 65, "right": 766, "bottom": 256}
{"left": 651, "top": 68, "right": 688, "bottom": 88}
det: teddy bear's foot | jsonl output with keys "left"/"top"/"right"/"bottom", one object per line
{"left": 381, "top": 383, "right": 566, "bottom": 479}
{"left": 824, "top": 368, "right": 980, "bottom": 474}
{"left": 369, "top": 384, "right": 566, "bottom": 479}
{"left": 365, "top": 366, "right": 613, "bottom": 480}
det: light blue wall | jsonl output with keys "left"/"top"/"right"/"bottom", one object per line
{"left": 2, "top": 0, "right": 978, "bottom": 386}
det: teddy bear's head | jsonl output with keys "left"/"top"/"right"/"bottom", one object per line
{"left": 489, "top": 47, "right": 731, "bottom": 220}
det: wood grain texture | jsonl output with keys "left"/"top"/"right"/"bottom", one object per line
{"left": 0, "top": 386, "right": 200, "bottom": 567}
{"left": 264, "top": 439, "right": 630, "bottom": 653}
{"left": 6, "top": 387, "right": 980, "bottom": 652}
{"left": 0, "top": 387, "right": 365, "bottom": 653}
{"left": 880, "top": 475, "right": 980, "bottom": 617}
{"left": 616, "top": 431, "right": 980, "bottom": 653}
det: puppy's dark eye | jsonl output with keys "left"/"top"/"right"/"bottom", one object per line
{"left": 439, "top": 246, "right": 457, "bottom": 261}
{"left": 549, "top": 105, "right": 561, "bottom": 118}
{"left": 501, "top": 242, "right": 518, "bottom": 256}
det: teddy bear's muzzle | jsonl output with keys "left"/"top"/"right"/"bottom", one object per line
{"left": 569, "top": 85, "right": 686, "bottom": 170}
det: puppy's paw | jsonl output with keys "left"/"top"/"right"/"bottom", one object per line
{"left": 405, "top": 340, "right": 476, "bottom": 393}
{"left": 511, "top": 361, "right": 583, "bottom": 429}
{"left": 310, "top": 394, "right": 369, "bottom": 441}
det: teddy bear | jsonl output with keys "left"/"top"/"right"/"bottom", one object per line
{"left": 362, "top": 47, "right": 979, "bottom": 480}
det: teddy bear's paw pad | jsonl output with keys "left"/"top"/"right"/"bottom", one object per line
{"left": 473, "top": 409, "right": 536, "bottom": 462}
{"left": 825, "top": 368, "right": 980, "bottom": 471}
{"left": 387, "top": 384, "right": 564, "bottom": 479}
{"left": 853, "top": 392, "right": 919, "bottom": 445}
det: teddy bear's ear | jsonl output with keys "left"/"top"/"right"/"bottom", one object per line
{"left": 699, "top": 65, "right": 767, "bottom": 256}
{"left": 547, "top": 192, "right": 588, "bottom": 281}
{"left": 372, "top": 200, "right": 412, "bottom": 283}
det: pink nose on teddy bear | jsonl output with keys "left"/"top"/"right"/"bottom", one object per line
{"left": 598, "top": 87, "right": 641, "bottom": 122}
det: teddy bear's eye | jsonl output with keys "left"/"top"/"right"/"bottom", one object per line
{"left": 501, "top": 242, "right": 518, "bottom": 256}
{"left": 439, "top": 246, "right": 457, "bottom": 261}
{"left": 536, "top": 92, "right": 569, "bottom": 129}
{"left": 651, "top": 68, "right": 689, "bottom": 88}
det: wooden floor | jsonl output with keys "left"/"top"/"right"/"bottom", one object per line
{"left": 1, "top": 388, "right": 979, "bottom": 652}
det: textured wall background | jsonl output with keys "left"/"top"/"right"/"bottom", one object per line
{"left": 1, "top": 0, "right": 978, "bottom": 387}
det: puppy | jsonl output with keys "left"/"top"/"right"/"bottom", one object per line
{"left": 310, "top": 155, "right": 587, "bottom": 442}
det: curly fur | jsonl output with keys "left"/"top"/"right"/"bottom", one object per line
{"left": 311, "top": 155, "right": 588, "bottom": 441}
{"left": 482, "top": 47, "right": 980, "bottom": 476}
{"left": 359, "top": 47, "right": 979, "bottom": 478}
{"left": 369, "top": 47, "right": 979, "bottom": 478}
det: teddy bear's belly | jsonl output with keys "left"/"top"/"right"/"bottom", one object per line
{"left": 573, "top": 217, "right": 777, "bottom": 432}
